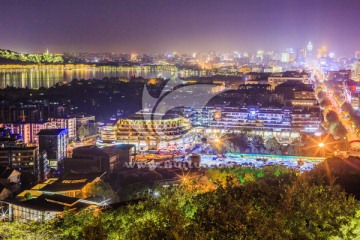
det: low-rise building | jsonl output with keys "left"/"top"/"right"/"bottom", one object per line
{"left": 2, "top": 194, "right": 100, "bottom": 222}
{"left": 39, "top": 172, "right": 105, "bottom": 198}
{"left": 2, "top": 122, "right": 49, "bottom": 144}
{"left": 268, "top": 71, "right": 309, "bottom": 90}
{"left": 72, "top": 114, "right": 96, "bottom": 129}
{"left": 343, "top": 79, "right": 360, "bottom": 111}
{"left": 65, "top": 144, "right": 136, "bottom": 173}
{"left": 48, "top": 117, "right": 77, "bottom": 140}
{"left": 0, "top": 146, "right": 38, "bottom": 175}
{"left": 210, "top": 106, "right": 320, "bottom": 135}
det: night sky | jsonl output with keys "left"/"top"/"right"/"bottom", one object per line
{"left": 1, "top": 0, "right": 360, "bottom": 55}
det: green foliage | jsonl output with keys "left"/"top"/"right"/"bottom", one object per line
{"left": 0, "top": 220, "right": 59, "bottom": 239}
{"left": 83, "top": 180, "right": 119, "bottom": 203}
{"left": 77, "top": 125, "right": 90, "bottom": 140}
{"left": 326, "top": 110, "right": 339, "bottom": 123}
{"left": 24, "top": 192, "right": 32, "bottom": 200}
{"left": 0, "top": 49, "right": 64, "bottom": 63}
{"left": 2, "top": 165, "right": 359, "bottom": 240}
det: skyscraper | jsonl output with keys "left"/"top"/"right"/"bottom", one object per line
{"left": 306, "top": 41, "right": 313, "bottom": 59}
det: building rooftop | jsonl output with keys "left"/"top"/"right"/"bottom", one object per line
{"left": 40, "top": 172, "right": 105, "bottom": 193}
{"left": 124, "top": 112, "right": 183, "bottom": 121}
{"left": 37, "top": 129, "right": 67, "bottom": 136}
{"left": 0, "top": 167, "right": 18, "bottom": 179}
{"left": 73, "top": 145, "right": 110, "bottom": 157}
{"left": 7, "top": 194, "right": 87, "bottom": 212}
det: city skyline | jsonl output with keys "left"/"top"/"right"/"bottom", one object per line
{"left": 1, "top": 0, "right": 360, "bottom": 55}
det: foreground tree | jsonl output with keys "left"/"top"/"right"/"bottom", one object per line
{"left": 1, "top": 165, "right": 359, "bottom": 240}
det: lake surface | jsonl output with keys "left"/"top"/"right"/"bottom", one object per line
{"left": 0, "top": 66, "right": 211, "bottom": 88}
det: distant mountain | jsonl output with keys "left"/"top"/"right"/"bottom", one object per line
{"left": 0, "top": 49, "right": 64, "bottom": 64}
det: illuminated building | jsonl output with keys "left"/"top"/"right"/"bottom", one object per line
{"left": 2, "top": 123, "right": 31, "bottom": 144}
{"left": 297, "top": 48, "right": 306, "bottom": 62}
{"left": 291, "top": 88, "right": 318, "bottom": 106}
{"left": 281, "top": 53, "right": 290, "bottom": 63}
{"left": 317, "top": 46, "right": 328, "bottom": 59}
{"left": 287, "top": 48, "right": 295, "bottom": 62}
{"left": 2, "top": 122, "right": 49, "bottom": 144}
{"left": 291, "top": 97, "right": 317, "bottom": 107}
{"left": 256, "top": 50, "right": 265, "bottom": 61}
{"left": 343, "top": 79, "right": 360, "bottom": 111}
{"left": 306, "top": 41, "right": 313, "bottom": 59}
{"left": 327, "top": 70, "right": 351, "bottom": 82}
{"left": 0, "top": 146, "right": 38, "bottom": 175}
{"left": 352, "top": 61, "right": 360, "bottom": 80}
{"left": 48, "top": 117, "right": 76, "bottom": 140}
{"left": 210, "top": 106, "right": 320, "bottom": 137}
{"left": 2, "top": 194, "right": 90, "bottom": 222}
{"left": 2, "top": 172, "right": 106, "bottom": 222}
{"left": 37, "top": 129, "right": 68, "bottom": 169}
{"left": 72, "top": 114, "right": 95, "bottom": 129}
{"left": 100, "top": 112, "right": 196, "bottom": 150}
{"left": 130, "top": 53, "right": 138, "bottom": 62}
{"left": 268, "top": 71, "right": 309, "bottom": 90}
{"left": 355, "top": 51, "right": 360, "bottom": 59}
{"left": 39, "top": 172, "right": 105, "bottom": 197}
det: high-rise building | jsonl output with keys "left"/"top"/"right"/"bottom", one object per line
{"left": 355, "top": 51, "right": 360, "bottom": 60}
{"left": 317, "top": 46, "right": 328, "bottom": 59}
{"left": 281, "top": 53, "right": 290, "bottom": 63}
{"left": 353, "top": 61, "right": 360, "bottom": 80}
{"left": 37, "top": 129, "right": 68, "bottom": 169}
{"left": 306, "top": 41, "right": 313, "bottom": 59}
{"left": 296, "top": 48, "right": 306, "bottom": 62}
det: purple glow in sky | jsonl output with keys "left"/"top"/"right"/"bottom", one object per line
{"left": 0, "top": 0, "right": 359, "bottom": 55}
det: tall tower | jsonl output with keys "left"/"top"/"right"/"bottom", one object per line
{"left": 306, "top": 41, "right": 313, "bottom": 59}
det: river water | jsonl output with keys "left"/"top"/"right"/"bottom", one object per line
{"left": 0, "top": 66, "right": 210, "bottom": 88}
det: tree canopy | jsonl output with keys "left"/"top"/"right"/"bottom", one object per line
{"left": 1, "top": 164, "right": 359, "bottom": 240}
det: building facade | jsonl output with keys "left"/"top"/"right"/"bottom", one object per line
{"left": 0, "top": 146, "right": 38, "bottom": 175}
{"left": 37, "top": 129, "right": 68, "bottom": 169}
{"left": 100, "top": 112, "right": 196, "bottom": 150}
{"left": 48, "top": 117, "right": 76, "bottom": 140}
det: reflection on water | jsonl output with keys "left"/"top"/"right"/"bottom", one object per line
{"left": 0, "top": 66, "right": 211, "bottom": 88}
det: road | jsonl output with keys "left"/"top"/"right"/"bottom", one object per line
{"left": 199, "top": 153, "right": 323, "bottom": 172}
{"left": 314, "top": 69, "right": 360, "bottom": 150}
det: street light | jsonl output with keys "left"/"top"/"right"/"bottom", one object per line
{"left": 318, "top": 142, "right": 325, "bottom": 158}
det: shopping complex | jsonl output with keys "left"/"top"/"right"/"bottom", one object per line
{"left": 99, "top": 105, "right": 321, "bottom": 151}
{"left": 99, "top": 111, "right": 199, "bottom": 151}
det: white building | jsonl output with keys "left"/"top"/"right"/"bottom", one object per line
{"left": 268, "top": 72, "right": 309, "bottom": 90}
{"left": 3, "top": 122, "right": 49, "bottom": 144}
{"left": 48, "top": 117, "right": 77, "bottom": 139}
